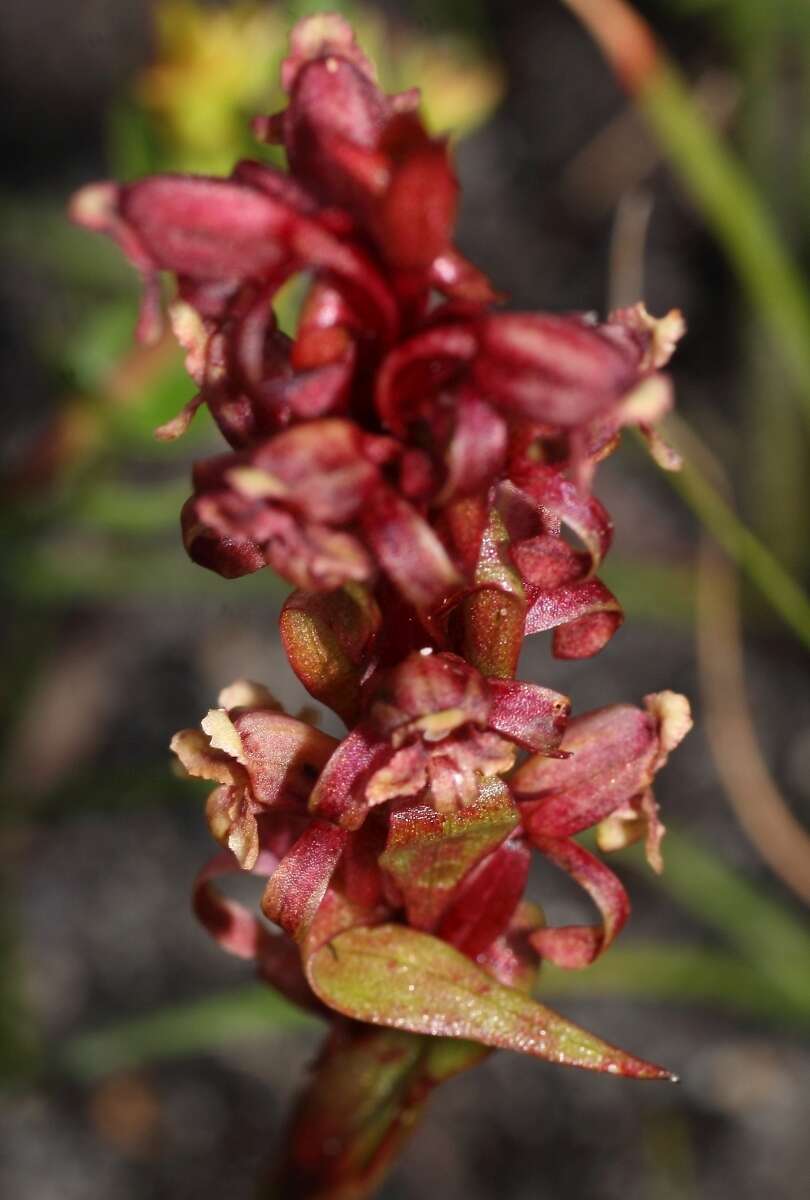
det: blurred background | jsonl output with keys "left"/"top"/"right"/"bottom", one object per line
{"left": 1, "top": 1, "right": 809, "bottom": 1197}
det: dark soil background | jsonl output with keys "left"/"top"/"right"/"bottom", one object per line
{"left": 1, "top": 2, "right": 808, "bottom": 1198}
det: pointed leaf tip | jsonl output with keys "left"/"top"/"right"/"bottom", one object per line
{"left": 307, "top": 924, "right": 673, "bottom": 1079}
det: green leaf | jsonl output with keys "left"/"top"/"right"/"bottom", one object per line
{"left": 307, "top": 924, "right": 673, "bottom": 1078}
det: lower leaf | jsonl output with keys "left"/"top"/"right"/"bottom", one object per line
{"left": 307, "top": 923, "right": 673, "bottom": 1078}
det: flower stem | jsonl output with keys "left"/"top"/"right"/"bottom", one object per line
{"left": 264, "top": 1023, "right": 486, "bottom": 1200}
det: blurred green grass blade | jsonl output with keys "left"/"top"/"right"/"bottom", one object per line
{"left": 540, "top": 942, "right": 810, "bottom": 1028}
{"left": 6, "top": 539, "right": 284, "bottom": 602}
{"left": 662, "top": 439, "right": 810, "bottom": 652}
{"left": 61, "top": 985, "right": 320, "bottom": 1082}
{"left": 639, "top": 63, "right": 810, "bottom": 432}
{"left": 600, "top": 558, "right": 695, "bottom": 626}
{"left": 72, "top": 480, "right": 191, "bottom": 535}
{"left": 641, "top": 830, "right": 810, "bottom": 1011}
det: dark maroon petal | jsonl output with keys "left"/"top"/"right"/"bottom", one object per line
{"left": 474, "top": 312, "right": 641, "bottom": 425}
{"left": 120, "top": 176, "right": 298, "bottom": 278}
{"left": 527, "top": 836, "right": 630, "bottom": 968}
{"left": 180, "top": 494, "right": 265, "bottom": 579}
{"left": 259, "top": 360, "right": 354, "bottom": 422}
{"left": 437, "top": 835, "right": 531, "bottom": 958}
{"left": 375, "top": 324, "right": 477, "bottom": 437}
{"left": 371, "top": 115, "right": 459, "bottom": 271}
{"left": 441, "top": 392, "right": 508, "bottom": 501}
{"left": 487, "top": 679, "right": 571, "bottom": 753}
{"left": 512, "top": 467, "right": 613, "bottom": 572}
{"left": 247, "top": 420, "right": 378, "bottom": 524}
{"left": 360, "top": 486, "right": 462, "bottom": 619}
{"left": 369, "top": 651, "right": 491, "bottom": 739}
{"left": 262, "top": 820, "right": 349, "bottom": 939}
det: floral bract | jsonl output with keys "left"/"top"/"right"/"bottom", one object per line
{"left": 71, "top": 10, "right": 692, "bottom": 1103}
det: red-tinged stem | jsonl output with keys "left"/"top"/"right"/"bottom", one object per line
{"left": 264, "top": 1022, "right": 487, "bottom": 1200}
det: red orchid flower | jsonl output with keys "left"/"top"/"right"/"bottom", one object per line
{"left": 70, "top": 12, "right": 695, "bottom": 1190}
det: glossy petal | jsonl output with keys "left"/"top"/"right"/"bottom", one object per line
{"left": 309, "top": 725, "right": 390, "bottom": 829}
{"left": 527, "top": 836, "right": 630, "bottom": 968}
{"left": 360, "top": 486, "right": 462, "bottom": 619}
{"left": 263, "top": 820, "right": 349, "bottom": 939}
{"left": 437, "top": 835, "right": 531, "bottom": 959}
{"left": 487, "top": 679, "right": 571, "bottom": 753}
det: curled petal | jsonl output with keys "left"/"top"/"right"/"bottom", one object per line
{"left": 375, "top": 324, "right": 476, "bottom": 437}
{"left": 309, "top": 725, "right": 390, "bottom": 829}
{"left": 513, "top": 468, "right": 613, "bottom": 573}
{"left": 181, "top": 494, "right": 265, "bottom": 579}
{"left": 262, "top": 820, "right": 348, "bottom": 939}
{"left": 474, "top": 901, "right": 543, "bottom": 993}
{"left": 524, "top": 579, "right": 624, "bottom": 659}
{"left": 194, "top": 849, "right": 282, "bottom": 960}
{"left": 193, "top": 850, "right": 317, "bottom": 1011}
{"left": 528, "top": 836, "right": 630, "bottom": 968}
{"left": 170, "top": 727, "right": 244, "bottom": 788}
